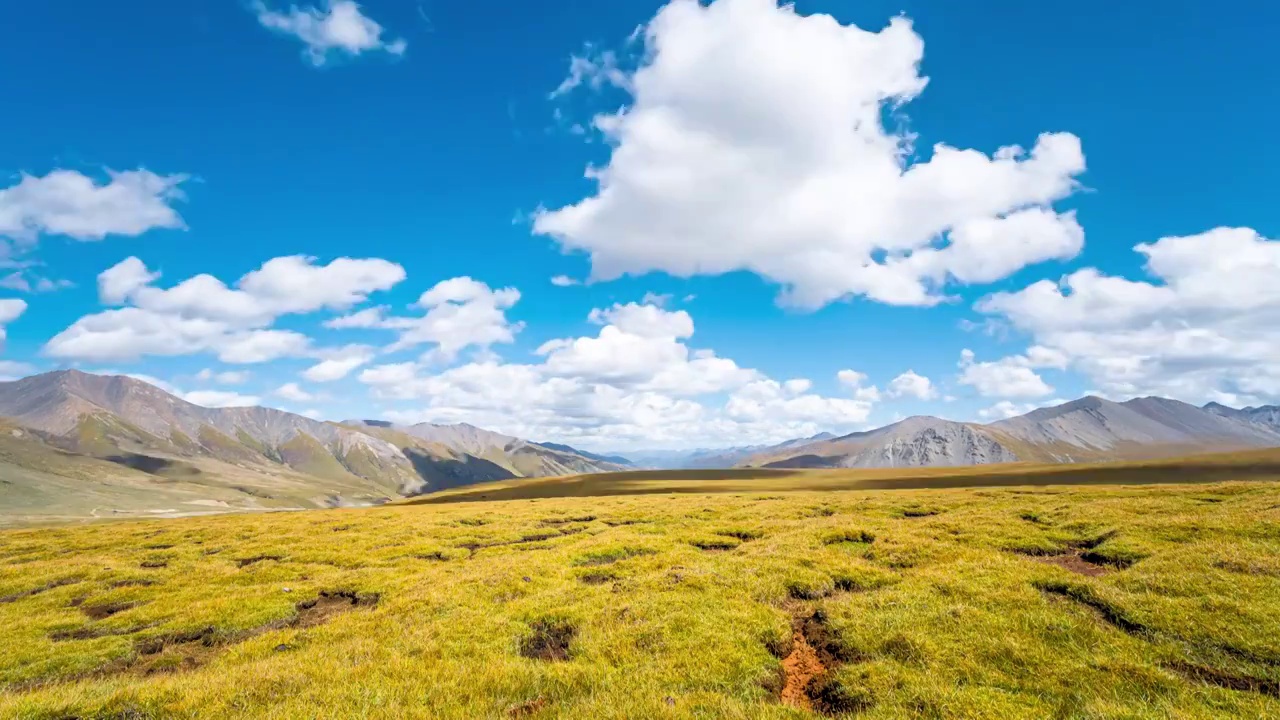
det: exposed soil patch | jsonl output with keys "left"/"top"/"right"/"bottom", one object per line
{"left": 602, "top": 518, "right": 649, "bottom": 527}
{"left": 777, "top": 607, "right": 868, "bottom": 715}
{"left": 1035, "top": 580, "right": 1148, "bottom": 635}
{"left": 108, "top": 578, "right": 158, "bottom": 589}
{"left": 542, "top": 515, "right": 596, "bottom": 525}
{"left": 716, "top": 529, "right": 764, "bottom": 541}
{"left": 520, "top": 619, "right": 576, "bottom": 661}
{"left": 412, "top": 551, "right": 450, "bottom": 561}
{"left": 901, "top": 508, "right": 942, "bottom": 518}
{"left": 1165, "top": 660, "right": 1280, "bottom": 697}
{"left": 780, "top": 616, "right": 825, "bottom": 710}
{"left": 578, "top": 570, "right": 616, "bottom": 585}
{"left": 1034, "top": 550, "right": 1110, "bottom": 577}
{"left": 293, "top": 590, "right": 381, "bottom": 629}
{"left": 236, "top": 554, "right": 285, "bottom": 568}
{"left": 823, "top": 530, "right": 875, "bottom": 545}
{"left": 690, "top": 538, "right": 738, "bottom": 552}
{"left": 507, "top": 698, "right": 548, "bottom": 717}
{"left": 0, "top": 576, "right": 80, "bottom": 603}
{"left": 139, "top": 560, "right": 168, "bottom": 569}
{"left": 573, "top": 546, "right": 656, "bottom": 567}
{"left": 82, "top": 601, "right": 142, "bottom": 620}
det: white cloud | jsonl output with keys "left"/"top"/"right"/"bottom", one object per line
{"left": 254, "top": 0, "right": 406, "bottom": 65}
{"left": 359, "top": 301, "right": 876, "bottom": 450}
{"left": 956, "top": 348, "right": 1055, "bottom": 399}
{"left": 326, "top": 276, "right": 521, "bottom": 361}
{"left": 302, "top": 344, "right": 374, "bottom": 382}
{"left": 0, "top": 272, "right": 72, "bottom": 293}
{"left": 533, "top": 0, "right": 1085, "bottom": 309}
{"left": 45, "top": 255, "right": 402, "bottom": 363}
{"left": 0, "top": 298, "right": 27, "bottom": 345}
{"left": 0, "top": 360, "right": 35, "bottom": 381}
{"left": 977, "top": 398, "right": 1067, "bottom": 421}
{"left": 837, "top": 369, "right": 881, "bottom": 402}
{"left": 550, "top": 275, "right": 580, "bottom": 287}
{"left": 886, "top": 370, "right": 936, "bottom": 400}
{"left": 183, "top": 390, "right": 263, "bottom": 408}
{"left": 274, "top": 382, "right": 315, "bottom": 402}
{"left": 549, "top": 44, "right": 630, "bottom": 98}
{"left": 0, "top": 170, "right": 187, "bottom": 245}
{"left": 978, "top": 227, "right": 1280, "bottom": 405}
{"left": 196, "top": 368, "right": 250, "bottom": 385}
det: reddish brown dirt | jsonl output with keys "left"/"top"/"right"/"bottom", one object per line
{"left": 780, "top": 618, "right": 826, "bottom": 710}
{"left": 1035, "top": 550, "right": 1109, "bottom": 577}
{"left": 507, "top": 698, "right": 548, "bottom": 716}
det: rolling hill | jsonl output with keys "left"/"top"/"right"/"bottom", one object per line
{"left": 0, "top": 370, "right": 626, "bottom": 524}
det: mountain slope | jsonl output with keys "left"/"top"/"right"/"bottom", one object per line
{"left": 1204, "top": 402, "right": 1280, "bottom": 432}
{"left": 0, "top": 371, "right": 629, "bottom": 523}
{"left": 747, "top": 396, "right": 1280, "bottom": 470}
{"left": 745, "top": 417, "right": 1017, "bottom": 469}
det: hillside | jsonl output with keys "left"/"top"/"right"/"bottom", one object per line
{"left": 0, "top": 371, "right": 629, "bottom": 525}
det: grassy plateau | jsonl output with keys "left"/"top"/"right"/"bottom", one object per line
{"left": 3, "top": 454, "right": 1280, "bottom": 718}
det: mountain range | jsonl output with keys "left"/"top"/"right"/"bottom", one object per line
{"left": 0, "top": 369, "right": 1276, "bottom": 524}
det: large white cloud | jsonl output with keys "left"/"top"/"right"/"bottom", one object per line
{"left": 978, "top": 227, "right": 1280, "bottom": 405}
{"left": 45, "top": 255, "right": 403, "bottom": 363}
{"left": 534, "top": 0, "right": 1085, "bottom": 309}
{"left": 359, "top": 301, "right": 882, "bottom": 449}
{"left": 326, "top": 276, "right": 522, "bottom": 361}
{"left": 956, "top": 348, "right": 1056, "bottom": 399}
{"left": 886, "top": 370, "right": 936, "bottom": 400}
{"left": 254, "top": 0, "right": 406, "bottom": 65}
{"left": 0, "top": 170, "right": 186, "bottom": 246}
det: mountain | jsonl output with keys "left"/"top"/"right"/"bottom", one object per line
{"left": 741, "top": 396, "right": 1280, "bottom": 469}
{"left": 537, "top": 442, "right": 634, "bottom": 467}
{"left": 1204, "top": 402, "right": 1280, "bottom": 432}
{"left": 0, "top": 371, "right": 626, "bottom": 525}
{"left": 744, "top": 418, "right": 1015, "bottom": 469}
{"left": 342, "top": 420, "right": 629, "bottom": 478}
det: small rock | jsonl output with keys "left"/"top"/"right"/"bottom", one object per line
{"left": 522, "top": 576, "right": 532, "bottom": 582}
{"left": 274, "top": 644, "right": 290, "bottom": 652}
{"left": 282, "top": 587, "right": 292, "bottom": 593}
{"left": 664, "top": 697, "right": 676, "bottom": 707}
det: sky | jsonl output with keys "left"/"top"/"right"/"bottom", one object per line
{"left": 0, "top": 0, "right": 1276, "bottom": 452}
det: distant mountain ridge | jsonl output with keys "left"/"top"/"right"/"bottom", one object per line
{"left": 742, "top": 395, "right": 1280, "bottom": 469}
{"left": 0, "top": 370, "right": 625, "bottom": 524}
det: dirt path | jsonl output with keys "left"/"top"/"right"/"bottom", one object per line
{"left": 781, "top": 615, "right": 826, "bottom": 710}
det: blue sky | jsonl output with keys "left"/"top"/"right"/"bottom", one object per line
{"left": 0, "top": 0, "right": 1276, "bottom": 451}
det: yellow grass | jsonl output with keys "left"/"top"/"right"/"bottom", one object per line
{"left": 2, "top": 454, "right": 1279, "bottom": 718}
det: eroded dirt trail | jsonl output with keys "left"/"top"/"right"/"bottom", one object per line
{"left": 780, "top": 617, "right": 826, "bottom": 710}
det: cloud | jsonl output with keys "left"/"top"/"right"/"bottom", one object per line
{"left": 549, "top": 44, "right": 630, "bottom": 98}
{"left": 978, "top": 227, "right": 1280, "bottom": 405}
{"left": 550, "top": 275, "right": 579, "bottom": 287}
{"left": 358, "top": 301, "right": 877, "bottom": 450}
{"left": 886, "top": 370, "right": 936, "bottom": 400}
{"left": 977, "top": 398, "right": 1067, "bottom": 421}
{"left": 0, "top": 272, "right": 73, "bottom": 293}
{"left": 196, "top": 368, "right": 250, "bottom": 384}
{"left": 837, "top": 369, "right": 881, "bottom": 402}
{"left": 0, "top": 298, "right": 27, "bottom": 344}
{"left": 956, "top": 348, "right": 1055, "bottom": 398}
{"left": 45, "top": 255, "right": 403, "bottom": 363}
{"left": 255, "top": 0, "right": 406, "bottom": 65}
{"left": 0, "top": 170, "right": 187, "bottom": 259}
{"left": 326, "top": 276, "right": 521, "bottom": 361}
{"left": 182, "top": 389, "right": 262, "bottom": 408}
{"left": 302, "top": 344, "right": 375, "bottom": 382}
{"left": 533, "top": 0, "right": 1085, "bottom": 309}
{"left": 0, "top": 360, "right": 35, "bottom": 381}
{"left": 274, "top": 382, "right": 315, "bottom": 402}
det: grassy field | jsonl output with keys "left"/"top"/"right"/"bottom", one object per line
{"left": 3, "top": 462, "right": 1280, "bottom": 718}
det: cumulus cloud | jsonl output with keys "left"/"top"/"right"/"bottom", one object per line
{"left": 534, "top": 0, "right": 1085, "bottom": 309}
{"left": 196, "top": 368, "right": 250, "bottom": 384}
{"left": 956, "top": 348, "right": 1055, "bottom": 398}
{"left": 274, "top": 382, "right": 315, "bottom": 402}
{"left": 978, "top": 227, "right": 1280, "bottom": 405}
{"left": 550, "top": 275, "right": 580, "bottom": 287}
{"left": 886, "top": 370, "right": 936, "bottom": 400}
{"left": 302, "top": 344, "right": 374, "bottom": 382}
{"left": 359, "top": 301, "right": 878, "bottom": 449}
{"left": 0, "top": 359, "right": 35, "bottom": 381}
{"left": 45, "top": 255, "right": 403, "bottom": 363}
{"left": 254, "top": 0, "right": 406, "bottom": 65}
{"left": 0, "top": 298, "right": 27, "bottom": 345}
{"left": 182, "top": 389, "right": 262, "bottom": 408}
{"left": 326, "top": 276, "right": 521, "bottom": 361}
{"left": 0, "top": 170, "right": 186, "bottom": 254}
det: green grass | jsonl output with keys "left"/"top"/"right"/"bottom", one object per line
{"left": 1, "top": 471, "right": 1279, "bottom": 718}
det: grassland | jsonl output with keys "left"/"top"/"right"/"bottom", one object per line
{"left": 3, "top": 462, "right": 1280, "bottom": 718}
